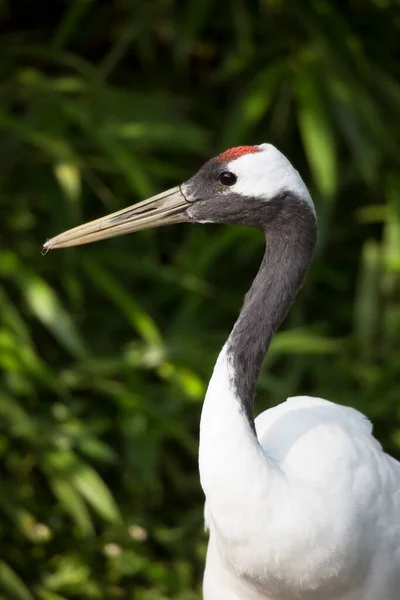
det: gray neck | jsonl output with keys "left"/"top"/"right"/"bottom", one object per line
{"left": 226, "top": 193, "right": 317, "bottom": 424}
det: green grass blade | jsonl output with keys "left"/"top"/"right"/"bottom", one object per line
{"left": 0, "top": 561, "right": 34, "bottom": 600}
{"left": 297, "top": 66, "right": 337, "bottom": 198}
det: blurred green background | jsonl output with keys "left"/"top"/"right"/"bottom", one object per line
{"left": 1, "top": 0, "right": 400, "bottom": 598}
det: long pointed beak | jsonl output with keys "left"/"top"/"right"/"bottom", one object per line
{"left": 43, "top": 186, "right": 190, "bottom": 250}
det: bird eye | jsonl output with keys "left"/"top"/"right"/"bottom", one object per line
{"left": 218, "top": 171, "right": 237, "bottom": 186}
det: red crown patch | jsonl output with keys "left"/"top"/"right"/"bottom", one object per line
{"left": 215, "top": 146, "right": 260, "bottom": 163}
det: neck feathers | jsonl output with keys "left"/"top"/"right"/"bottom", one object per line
{"left": 226, "top": 192, "right": 317, "bottom": 423}
{"left": 199, "top": 192, "right": 317, "bottom": 536}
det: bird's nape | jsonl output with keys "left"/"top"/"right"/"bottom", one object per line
{"left": 43, "top": 185, "right": 190, "bottom": 250}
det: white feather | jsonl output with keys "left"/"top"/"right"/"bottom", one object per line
{"left": 200, "top": 348, "right": 400, "bottom": 600}
{"left": 227, "top": 144, "right": 315, "bottom": 213}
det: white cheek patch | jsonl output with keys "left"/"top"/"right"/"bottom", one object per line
{"left": 227, "top": 144, "right": 315, "bottom": 213}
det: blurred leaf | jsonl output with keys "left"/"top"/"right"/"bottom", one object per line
{"left": 297, "top": 66, "right": 337, "bottom": 198}
{"left": 0, "top": 288, "right": 32, "bottom": 343}
{"left": 327, "top": 76, "right": 379, "bottom": 180}
{"left": 70, "top": 461, "right": 122, "bottom": 524}
{"left": 23, "top": 276, "right": 87, "bottom": 359}
{"left": 37, "top": 591, "right": 70, "bottom": 600}
{"left": 50, "top": 477, "right": 94, "bottom": 535}
{"left": 54, "top": 162, "right": 81, "bottom": 204}
{"left": 356, "top": 205, "right": 388, "bottom": 224}
{"left": 0, "top": 391, "right": 32, "bottom": 433}
{"left": 0, "top": 561, "right": 34, "bottom": 600}
{"left": 354, "top": 239, "right": 381, "bottom": 359}
{"left": 269, "top": 329, "right": 340, "bottom": 356}
{"left": 51, "top": 0, "right": 94, "bottom": 51}
{"left": 383, "top": 173, "right": 400, "bottom": 272}
{"left": 42, "top": 555, "right": 92, "bottom": 593}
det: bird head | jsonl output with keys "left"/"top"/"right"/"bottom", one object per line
{"left": 43, "top": 144, "right": 314, "bottom": 250}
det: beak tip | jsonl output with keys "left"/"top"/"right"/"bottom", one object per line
{"left": 42, "top": 239, "right": 55, "bottom": 254}
{"left": 42, "top": 185, "right": 187, "bottom": 252}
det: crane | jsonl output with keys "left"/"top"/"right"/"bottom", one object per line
{"left": 44, "top": 144, "right": 400, "bottom": 600}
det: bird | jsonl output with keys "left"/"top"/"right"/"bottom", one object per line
{"left": 44, "top": 143, "right": 400, "bottom": 600}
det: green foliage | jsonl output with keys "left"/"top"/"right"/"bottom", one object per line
{"left": 1, "top": 0, "right": 400, "bottom": 597}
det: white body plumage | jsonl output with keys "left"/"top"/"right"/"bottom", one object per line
{"left": 200, "top": 348, "right": 400, "bottom": 600}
